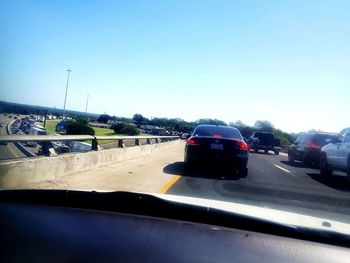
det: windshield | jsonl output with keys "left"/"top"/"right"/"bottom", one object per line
{"left": 312, "top": 134, "right": 337, "bottom": 145}
{"left": 253, "top": 133, "right": 274, "bottom": 140}
{"left": 1, "top": 0, "right": 350, "bottom": 230}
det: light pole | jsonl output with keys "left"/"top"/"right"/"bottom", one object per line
{"left": 84, "top": 93, "right": 89, "bottom": 119}
{"left": 62, "top": 69, "right": 71, "bottom": 120}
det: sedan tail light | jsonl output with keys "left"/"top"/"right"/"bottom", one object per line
{"left": 234, "top": 140, "right": 249, "bottom": 151}
{"left": 308, "top": 143, "right": 320, "bottom": 149}
{"left": 187, "top": 138, "right": 200, "bottom": 146}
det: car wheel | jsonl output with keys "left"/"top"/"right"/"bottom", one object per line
{"left": 274, "top": 150, "right": 279, "bottom": 155}
{"left": 288, "top": 151, "right": 294, "bottom": 163}
{"left": 254, "top": 146, "right": 258, "bottom": 153}
{"left": 264, "top": 149, "right": 268, "bottom": 154}
{"left": 238, "top": 167, "right": 248, "bottom": 177}
{"left": 320, "top": 153, "right": 332, "bottom": 178}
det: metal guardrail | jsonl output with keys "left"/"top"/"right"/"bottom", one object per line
{"left": 0, "top": 135, "right": 95, "bottom": 142}
{"left": 0, "top": 135, "right": 180, "bottom": 156}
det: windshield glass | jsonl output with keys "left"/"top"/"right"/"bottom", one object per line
{"left": 253, "top": 133, "right": 274, "bottom": 140}
{"left": 312, "top": 134, "right": 337, "bottom": 145}
{"left": 1, "top": 0, "right": 350, "bottom": 229}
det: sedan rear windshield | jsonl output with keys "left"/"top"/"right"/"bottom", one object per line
{"left": 312, "top": 134, "right": 337, "bottom": 145}
{"left": 193, "top": 126, "right": 241, "bottom": 139}
{"left": 254, "top": 133, "right": 274, "bottom": 140}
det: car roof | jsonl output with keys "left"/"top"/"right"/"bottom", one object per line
{"left": 195, "top": 124, "right": 232, "bottom": 128}
{"left": 301, "top": 132, "right": 337, "bottom": 136}
{"left": 339, "top": 128, "right": 350, "bottom": 133}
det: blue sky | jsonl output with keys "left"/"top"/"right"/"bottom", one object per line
{"left": 1, "top": 0, "right": 350, "bottom": 133}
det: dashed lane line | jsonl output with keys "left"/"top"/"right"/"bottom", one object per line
{"left": 274, "top": 165, "right": 292, "bottom": 174}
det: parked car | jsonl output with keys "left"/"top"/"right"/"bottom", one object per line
{"left": 288, "top": 132, "right": 338, "bottom": 166}
{"left": 320, "top": 128, "right": 350, "bottom": 178}
{"left": 184, "top": 125, "right": 249, "bottom": 176}
{"left": 180, "top": 133, "right": 190, "bottom": 140}
{"left": 247, "top": 132, "right": 281, "bottom": 155}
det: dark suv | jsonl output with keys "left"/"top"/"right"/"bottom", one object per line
{"left": 248, "top": 132, "right": 281, "bottom": 155}
{"left": 288, "top": 133, "right": 337, "bottom": 166}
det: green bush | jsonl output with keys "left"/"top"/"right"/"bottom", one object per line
{"left": 120, "top": 125, "right": 140, "bottom": 135}
{"left": 66, "top": 119, "right": 95, "bottom": 136}
{"left": 111, "top": 123, "right": 126, "bottom": 133}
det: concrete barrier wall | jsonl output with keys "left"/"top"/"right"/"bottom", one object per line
{"left": 0, "top": 140, "right": 181, "bottom": 189}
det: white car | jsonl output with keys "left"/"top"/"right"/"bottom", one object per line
{"left": 180, "top": 133, "right": 190, "bottom": 140}
{"left": 320, "top": 127, "right": 350, "bottom": 178}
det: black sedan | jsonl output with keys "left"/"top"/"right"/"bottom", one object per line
{"left": 288, "top": 132, "right": 337, "bottom": 166}
{"left": 184, "top": 125, "right": 249, "bottom": 176}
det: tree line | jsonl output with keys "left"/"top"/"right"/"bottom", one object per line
{"left": 229, "top": 120, "right": 294, "bottom": 145}
{"left": 97, "top": 113, "right": 295, "bottom": 145}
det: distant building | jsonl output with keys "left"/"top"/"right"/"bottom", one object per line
{"left": 142, "top": 125, "right": 165, "bottom": 135}
{"left": 107, "top": 120, "right": 116, "bottom": 124}
{"left": 89, "top": 122, "right": 111, "bottom": 129}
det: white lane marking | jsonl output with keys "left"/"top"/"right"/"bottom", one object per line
{"left": 274, "top": 165, "right": 291, "bottom": 173}
{"left": 280, "top": 152, "right": 287, "bottom": 157}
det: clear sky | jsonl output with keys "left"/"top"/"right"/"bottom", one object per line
{"left": 1, "top": 0, "right": 349, "bottom": 133}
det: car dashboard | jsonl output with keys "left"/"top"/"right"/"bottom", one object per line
{"left": 0, "top": 190, "right": 349, "bottom": 263}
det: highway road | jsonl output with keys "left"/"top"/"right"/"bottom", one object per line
{"left": 26, "top": 141, "right": 350, "bottom": 223}
{"left": 166, "top": 151, "right": 350, "bottom": 222}
{"left": 0, "top": 114, "right": 26, "bottom": 160}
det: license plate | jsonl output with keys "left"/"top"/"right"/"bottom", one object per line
{"left": 210, "top": 143, "right": 223, "bottom": 150}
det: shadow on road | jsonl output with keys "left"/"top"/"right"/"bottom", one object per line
{"left": 163, "top": 162, "right": 241, "bottom": 180}
{"left": 280, "top": 160, "right": 305, "bottom": 168}
{"left": 280, "top": 160, "right": 318, "bottom": 169}
{"left": 307, "top": 173, "right": 350, "bottom": 192}
{"left": 249, "top": 151, "right": 275, "bottom": 156}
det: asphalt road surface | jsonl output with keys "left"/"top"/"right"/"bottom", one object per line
{"left": 27, "top": 140, "right": 350, "bottom": 223}
{"left": 0, "top": 115, "right": 26, "bottom": 160}
{"left": 165, "top": 150, "right": 350, "bottom": 223}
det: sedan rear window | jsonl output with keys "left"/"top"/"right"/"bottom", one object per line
{"left": 253, "top": 133, "right": 274, "bottom": 141}
{"left": 193, "top": 126, "right": 241, "bottom": 139}
{"left": 312, "top": 134, "right": 337, "bottom": 145}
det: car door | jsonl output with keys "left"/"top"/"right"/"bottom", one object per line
{"left": 325, "top": 141, "right": 339, "bottom": 167}
{"left": 290, "top": 135, "right": 303, "bottom": 160}
{"left": 294, "top": 134, "right": 307, "bottom": 161}
{"left": 327, "top": 131, "right": 346, "bottom": 168}
{"left": 337, "top": 131, "right": 350, "bottom": 170}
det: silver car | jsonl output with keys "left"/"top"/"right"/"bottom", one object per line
{"left": 320, "top": 128, "right": 350, "bottom": 178}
